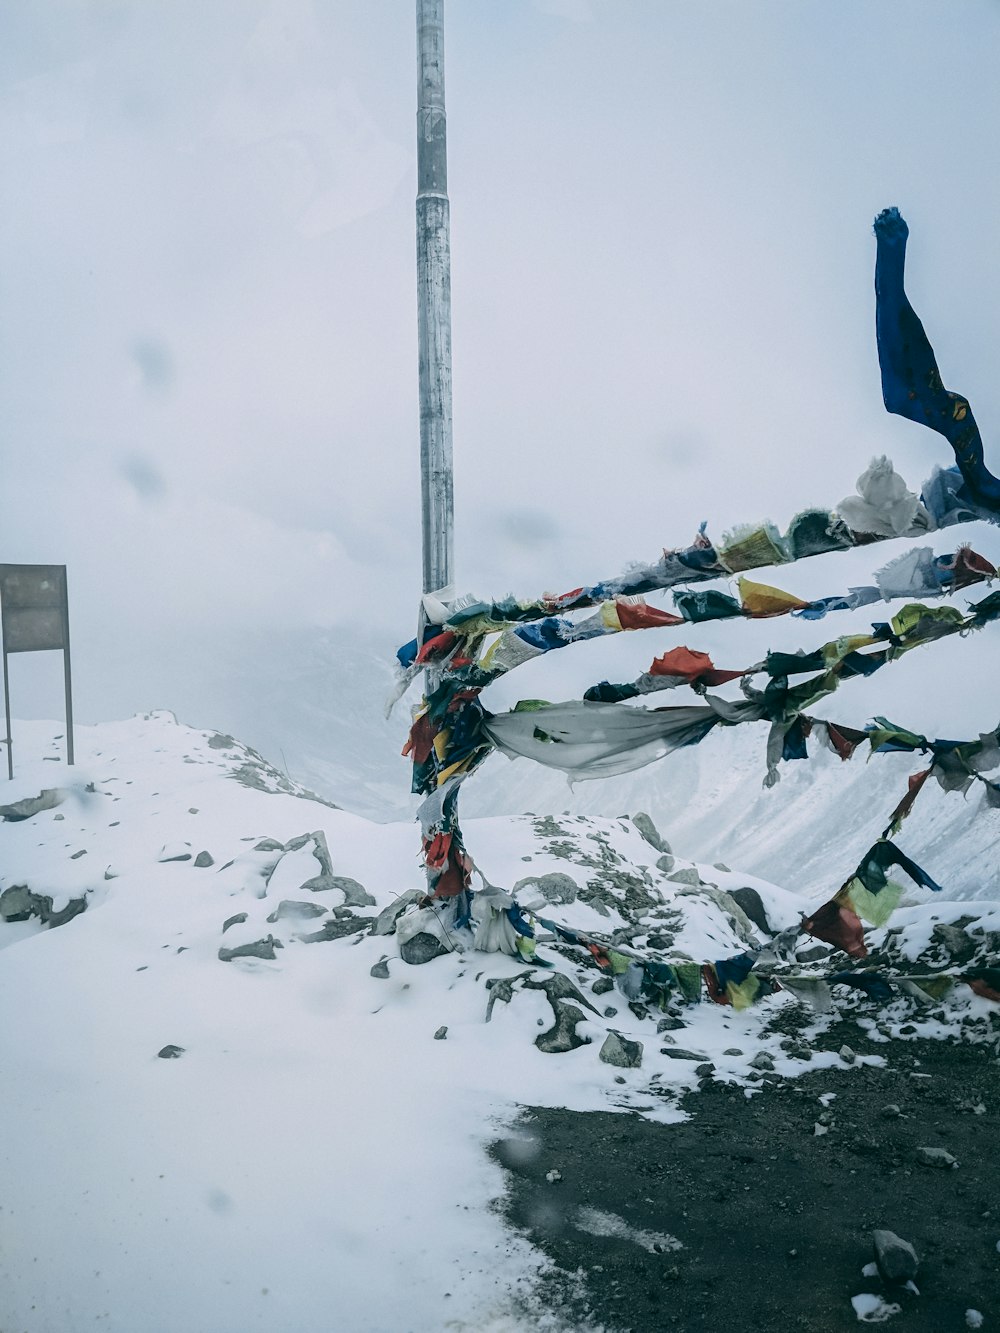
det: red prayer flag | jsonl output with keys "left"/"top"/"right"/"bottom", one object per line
{"left": 802, "top": 898, "right": 868, "bottom": 959}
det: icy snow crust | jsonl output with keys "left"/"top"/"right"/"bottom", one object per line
{"left": 0, "top": 714, "right": 995, "bottom": 1332}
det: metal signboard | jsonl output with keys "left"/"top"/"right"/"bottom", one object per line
{"left": 0, "top": 564, "right": 74, "bottom": 777}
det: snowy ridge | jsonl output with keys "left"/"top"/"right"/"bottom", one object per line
{"left": 0, "top": 714, "right": 997, "bottom": 1332}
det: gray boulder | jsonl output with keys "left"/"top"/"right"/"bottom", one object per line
{"left": 599, "top": 1032, "right": 643, "bottom": 1068}
{"left": 399, "top": 931, "right": 450, "bottom": 965}
{"left": 915, "top": 1146, "right": 958, "bottom": 1169}
{"left": 512, "top": 871, "right": 578, "bottom": 905}
{"left": 872, "top": 1230, "right": 919, "bottom": 1284}
{"left": 535, "top": 1002, "right": 590, "bottom": 1054}
{"left": 0, "top": 789, "right": 64, "bottom": 821}
{"left": 631, "top": 812, "right": 670, "bottom": 854}
{"left": 302, "top": 874, "right": 375, "bottom": 907}
{"left": 218, "top": 936, "right": 282, "bottom": 962}
{"left": 266, "top": 899, "right": 328, "bottom": 923}
{"left": 728, "top": 886, "right": 772, "bottom": 936}
{"left": 372, "top": 890, "right": 423, "bottom": 936}
{"left": 193, "top": 851, "right": 214, "bottom": 868}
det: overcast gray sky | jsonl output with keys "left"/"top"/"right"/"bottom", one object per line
{"left": 3, "top": 0, "right": 1000, "bottom": 743}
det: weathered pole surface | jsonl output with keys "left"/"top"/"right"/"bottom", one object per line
{"left": 416, "top": 0, "right": 454, "bottom": 599}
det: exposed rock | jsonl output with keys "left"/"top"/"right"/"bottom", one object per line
{"left": 0, "top": 884, "right": 87, "bottom": 928}
{"left": 660, "top": 1048, "right": 706, "bottom": 1061}
{"left": 433, "top": 1026, "right": 448, "bottom": 1040}
{"left": 193, "top": 851, "right": 214, "bottom": 868}
{"left": 484, "top": 972, "right": 534, "bottom": 1021}
{"left": 523, "top": 972, "right": 599, "bottom": 1016}
{"left": 795, "top": 945, "right": 829, "bottom": 963}
{"left": 656, "top": 853, "right": 675, "bottom": 874}
{"left": 872, "top": 1229, "right": 919, "bottom": 1284}
{"left": 723, "top": 1047, "right": 744, "bottom": 1056}
{"left": 728, "top": 886, "right": 772, "bottom": 936}
{"left": 266, "top": 899, "right": 328, "bottom": 923}
{"left": 695, "top": 1062, "right": 716, "bottom": 1078}
{"left": 931, "top": 923, "right": 976, "bottom": 965}
{"left": 591, "top": 977, "right": 615, "bottom": 996}
{"left": 657, "top": 1016, "right": 685, "bottom": 1032}
{"left": 218, "top": 936, "right": 282, "bottom": 962}
{"left": 370, "top": 958, "right": 390, "bottom": 979}
{"left": 713, "top": 862, "right": 731, "bottom": 873}
{"left": 221, "top": 912, "right": 248, "bottom": 934}
{"left": 749, "top": 1052, "right": 774, "bottom": 1071}
{"left": 253, "top": 838, "right": 284, "bottom": 852}
{"left": 535, "top": 1001, "right": 590, "bottom": 1054}
{"left": 47, "top": 897, "right": 88, "bottom": 928}
{"left": 631, "top": 812, "right": 669, "bottom": 854}
{"left": 667, "top": 867, "right": 701, "bottom": 887}
{"left": 158, "top": 842, "right": 192, "bottom": 863}
{"left": 915, "top": 1146, "right": 958, "bottom": 1169}
{"left": 157, "top": 1045, "right": 185, "bottom": 1060}
{"left": 511, "top": 871, "right": 578, "bottom": 905}
{"left": 299, "top": 916, "right": 375, "bottom": 944}
{"left": 599, "top": 1032, "right": 643, "bottom": 1068}
{"left": 399, "top": 931, "right": 450, "bottom": 965}
{"left": 0, "top": 788, "right": 64, "bottom": 821}
{"left": 881, "top": 1104, "right": 902, "bottom": 1119}
{"left": 302, "top": 874, "right": 376, "bottom": 908}
{"left": 839, "top": 1045, "right": 856, "bottom": 1065}
{"left": 372, "top": 890, "right": 423, "bottom": 936}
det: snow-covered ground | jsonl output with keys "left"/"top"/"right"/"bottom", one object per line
{"left": 0, "top": 714, "right": 996, "bottom": 1332}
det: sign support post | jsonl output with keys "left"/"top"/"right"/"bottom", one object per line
{"left": 0, "top": 564, "right": 74, "bottom": 777}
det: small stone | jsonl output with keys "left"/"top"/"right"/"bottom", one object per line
{"left": 222, "top": 912, "right": 248, "bottom": 934}
{"left": 695, "top": 1063, "right": 715, "bottom": 1078}
{"left": 813, "top": 1123, "right": 829, "bottom": 1137}
{"left": 657, "top": 1016, "right": 684, "bottom": 1032}
{"left": 667, "top": 867, "right": 701, "bottom": 887}
{"left": 915, "top": 1146, "right": 958, "bottom": 1169}
{"left": 872, "top": 1229, "right": 919, "bottom": 1284}
{"left": 433, "top": 1026, "right": 447, "bottom": 1040}
{"left": 723, "top": 1047, "right": 744, "bottom": 1057}
{"left": 193, "top": 851, "right": 214, "bottom": 868}
{"left": 656, "top": 853, "right": 675, "bottom": 874}
{"left": 545, "top": 1169, "right": 562, "bottom": 1184}
{"left": 660, "top": 1048, "right": 706, "bottom": 1061}
{"left": 591, "top": 977, "right": 615, "bottom": 995}
{"left": 614, "top": 1076, "right": 626, "bottom": 1085}
{"left": 603, "top": 1006, "right": 618, "bottom": 1018}
{"left": 370, "top": 958, "right": 390, "bottom": 979}
{"left": 882, "top": 1104, "right": 902, "bottom": 1119}
{"left": 749, "top": 1052, "right": 774, "bottom": 1071}
{"left": 253, "top": 838, "right": 284, "bottom": 852}
{"left": 158, "top": 842, "right": 192, "bottom": 863}
{"left": 839, "top": 1045, "right": 856, "bottom": 1065}
{"left": 70, "top": 849, "right": 87, "bottom": 860}
{"left": 599, "top": 1031, "right": 643, "bottom": 1068}
{"left": 157, "top": 1044, "right": 185, "bottom": 1059}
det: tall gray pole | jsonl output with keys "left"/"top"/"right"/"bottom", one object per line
{"left": 416, "top": 0, "right": 454, "bottom": 598}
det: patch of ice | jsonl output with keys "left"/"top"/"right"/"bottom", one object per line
{"left": 851, "top": 1293, "right": 902, "bottom": 1323}
{"left": 574, "top": 1206, "right": 682, "bottom": 1254}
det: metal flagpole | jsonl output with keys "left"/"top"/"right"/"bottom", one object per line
{"left": 416, "top": 0, "right": 454, "bottom": 602}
